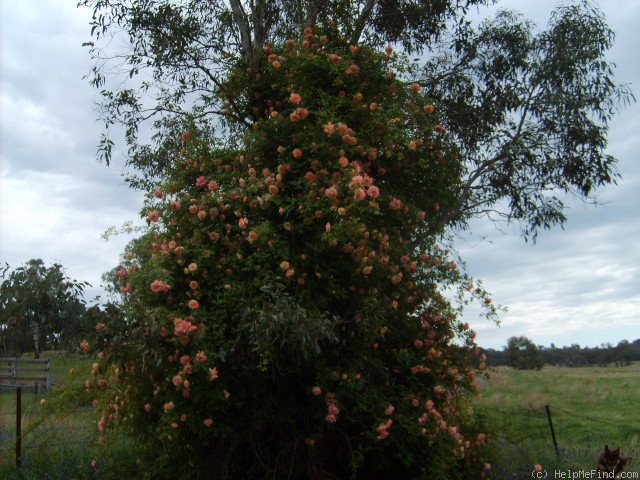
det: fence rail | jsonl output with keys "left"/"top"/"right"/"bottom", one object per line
{"left": 0, "top": 358, "right": 51, "bottom": 391}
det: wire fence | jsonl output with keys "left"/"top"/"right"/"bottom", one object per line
{"left": 0, "top": 387, "right": 96, "bottom": 470}
{"left": 478, "top": 402, "right": 639, "bottom": 478}
{"left": 1, "top": 386, "right": 638, "bottom": 478}
{"left": 482, "top": 403, "right": 635, "bottom": 444}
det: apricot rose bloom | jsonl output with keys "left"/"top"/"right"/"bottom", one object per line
{"left": 290, "top": 92, "right": 302, "bottom": 104}
{"left": 174, "top": 318, "right": 197, "bottom": 337}
{"left": 150, "top": 280, "right": 171, "bottom": 293}
{"left": 325, "top": 186, "right": 338, "bottom": 198}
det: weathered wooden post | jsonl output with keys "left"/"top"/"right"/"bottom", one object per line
{"left": 45, "top": 358, "right": 51, "bottom": 390}
{"left": 16, "top": 386, "right": 23, "bottom": 470}
{"left": 545, "top": 404, "right": 560, "bottom": 459}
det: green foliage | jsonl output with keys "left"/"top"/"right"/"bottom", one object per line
{"left": 422, "top": 1, "right": 634, "bottom": 238}
{"left": 0, "top": 357, "right": 143, "bottom": 480}
{"left": 505, "top": 336, "right": 545, "bottom": 371}
{"left": 80, "top": 0, "right": 633, "bottom": 239}
{"left": 0, "top": 260, "right": 91, "bottom": 357}
{"left": 77, "top": 0, "right": 634, "bottom": 476}
{"left": 86, "top": 34, "right": 491, "bottom": 479}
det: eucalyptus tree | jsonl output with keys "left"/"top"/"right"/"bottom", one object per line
{"left": 0, "top": 259, "right": 90, "bottom": 357}
{"left": 80, "top": 0, "right": 632, "bottom": 239}
{"left": 506, "top": 336, "right": 545, "bottom": 370}
{"left": 75, "top": 1, "right": 633, "bottom": 476}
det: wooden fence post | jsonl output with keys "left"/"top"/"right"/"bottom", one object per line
{"left": 16, "top": 386, "right": 23, "bottom": 470}
{"left": 545, "top": 404, "right": 560, "bottom": 459}
{"left": 45, "top": 358, "right": 51, "bottom": 390}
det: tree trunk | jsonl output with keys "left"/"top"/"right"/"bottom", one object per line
{"left": 33, "top": 323, "right": 40, "bottom": 359}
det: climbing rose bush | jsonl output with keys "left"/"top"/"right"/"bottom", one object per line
{"left": 88, "top": 27, "right": 490, "bottom": 479}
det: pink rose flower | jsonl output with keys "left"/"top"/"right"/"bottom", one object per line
{"left": 150, "top": 280, "right": 171, "bottom": 293}
{"left": 174, "top": 318, "right": 196, "bottom": 337}
{"left": 325, "top": 186, "right": 338, "bottom": 198}
{"left": 389, "top": 198, "right": 403, "bottom": 210}
{"left": 353, "top": 189, "right": 366, "bottom": 201}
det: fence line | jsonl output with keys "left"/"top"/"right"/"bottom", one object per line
{"left": 0, "top": 357, "right": 52, "bottom": 391}
{"left": 2, "top": 386, "right": 636, "bottom": 473}
{"left": 483, "top": 403, "right": 632, "bottom": 431}
{"left": 550, "top": 406, "right": 626, "bottom": 428}
{"left": 475, "top": 401, "right": 640, "bottom": 479}
{"left": 0, "top": 387, "right": 96, "bottom": 469}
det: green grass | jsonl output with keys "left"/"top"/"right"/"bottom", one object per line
{"left": 0, "top": 351, "right": 142, "bottom": 479}
{"left": 475, "top": 364, "right": 640, "bottom": 479}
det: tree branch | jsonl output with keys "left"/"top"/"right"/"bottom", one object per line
{"left": 137, "top": 22, "right": 253, "bottom": 128}
{"left": 253, "top": 0, "right": 266, "bottom": 52}
{"left": 229, "top": 0, "right": 253, "bottom": 59}
{"left": 419, "top": 53, "right": 475, "bottom": 88}
{"left": 304, "top": 0, "right": 325, "bottom": 29}
{"left": 434, "top": 84, "right": 538, "bottom": 231}
{"left": 350, "top": 0, "right": 376, "bottom": 45}
{"left": 188, "top": 58, "right": 252, "bottom": 127}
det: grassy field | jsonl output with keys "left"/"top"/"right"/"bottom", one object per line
{"left": 0, "top": 352, "right": 141, "bottom": 479}
{"left": 475, "top": 364, "right": 640, "bottom": 478}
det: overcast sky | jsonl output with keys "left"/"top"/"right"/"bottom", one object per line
{"left": 1, "top": 0, "right": 638, "bottom": 350}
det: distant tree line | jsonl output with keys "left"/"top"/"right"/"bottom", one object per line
{"left": 484, "top": 336, "right": 640, "bottom": 370}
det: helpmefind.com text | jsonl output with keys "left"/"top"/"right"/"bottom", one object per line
{"left": 532, "top": 470, "right": 639, "bottom": 479}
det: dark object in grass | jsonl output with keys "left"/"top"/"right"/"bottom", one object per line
{"left": 597, "top": 445, "right": 633, "bottom": 479}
